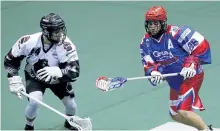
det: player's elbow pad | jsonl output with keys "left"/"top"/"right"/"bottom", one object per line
{"left": 61, "top": 69, "right": 80, "bottom": 82}
{"left": 4, "top": 55, "right": 25, "bottom": 77}
{"left": 69, "top": 71, "right": 79, "bottom": 82}
{"left": 59, "top": 61, "right": 80, "bottom": 82}
{"left": 191, "top": 39, "right": 212, "bottom": 65}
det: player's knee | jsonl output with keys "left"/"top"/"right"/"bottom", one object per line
{"left": 177, "top": 110, "right": 189, "bottom": 119}
{"left": 28, "top": 91, "right": 43, "bottom": 108}
{"left": 170, "top": 114, "right": 177, "bottom": 121}
{"left": 169, "top": 108, "right": 182, "bottom": 122}
{"left": 62, "top": 96, "right": 77, "bottom": 115}
{"left": 25, "top": 91, "right": 43, "bottom": 119}
{"left": 170, "top": 114, "right": 181, "bottom": 122}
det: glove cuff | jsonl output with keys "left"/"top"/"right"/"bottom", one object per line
{"left": 8, "top": 76, "right": 22, "bottom": 84}
{"left": 183, "top": 56, "right": 200, "bottom": 69}
{"left": 151, "top": 71, "right": 162, "bottom": 76}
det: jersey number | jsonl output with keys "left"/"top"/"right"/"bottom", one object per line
{"left": 63, "top": 42, "right": 72, "bottom": 52}
{"left": 188, "top": 38, "right": 199, "bottom": 52}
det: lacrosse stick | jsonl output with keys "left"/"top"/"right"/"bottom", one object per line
{"left": 20, "top": 91, "right": 92, "bottom": 130}
{"left": 96, "top": 72, "right": 179, "bottom": 92}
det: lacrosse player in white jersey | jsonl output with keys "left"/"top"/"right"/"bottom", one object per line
{"left": 4, "top": 13, "right": 80, "bottom": 130}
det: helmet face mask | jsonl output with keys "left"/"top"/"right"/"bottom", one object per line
{"left": 146, "top": 21, "right": 162, "bottom": 36}
{"left": 40, "top": 13, "right": 67, "bottom": 43}
{"left": 49, "top": 27, "right": 66, "bottom": 43}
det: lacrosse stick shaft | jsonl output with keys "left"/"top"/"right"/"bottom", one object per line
{"left": 21, "top": 91, "right": 68, "bottom": 119}
{"left": 127, "top": 73, "right": 179, "bottom": 81}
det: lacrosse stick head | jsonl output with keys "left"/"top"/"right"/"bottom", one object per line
{"left": 96, "top": 76, "right": 110, "bottom": 91}
{"left": 67, "top": 116, "right": 92, "bottom": 131}
{"left": 96, "top": 76, "right": 127, "bottom": 92}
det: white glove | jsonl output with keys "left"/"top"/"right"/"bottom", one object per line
{"left": 8, "top": 76, "right": 26, "bottom": 99}
{"left": 36, "top": 67, "right": 63, "bottom": 83}
{"left": 150, "top": 71, "right": 164, "bottom": 85}
{"left": 180, "top": 63, "right": 196, "bottom": 79}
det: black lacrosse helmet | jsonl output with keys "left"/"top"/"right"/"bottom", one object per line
{"left": 40, "top": 13, "right": 67, "bottom": 43}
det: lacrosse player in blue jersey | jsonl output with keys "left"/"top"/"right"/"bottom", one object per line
{"left": 140, "top": 6, "right": 213, "bottom": 131}
{"left": 95, "top": 5, "right": 214, "bottom": 131}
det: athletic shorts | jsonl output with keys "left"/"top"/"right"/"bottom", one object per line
{"left": 169, "top": 71, "right": 205, "bottom": 115}
{"left": 25, "top": 72, "right": 75, "bottom": 100}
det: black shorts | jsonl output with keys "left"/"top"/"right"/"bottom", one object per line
{"left": 25, "top": 73, "right": 75, "bottom": 100}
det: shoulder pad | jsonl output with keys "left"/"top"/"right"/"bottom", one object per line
{"left": 167, "top": 25, "right": 180, "bottom": 37}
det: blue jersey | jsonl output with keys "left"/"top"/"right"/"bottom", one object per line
{"left": 140, "top": 25, "right": 211, "bottom": 90}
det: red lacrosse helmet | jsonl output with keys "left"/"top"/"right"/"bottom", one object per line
{"left": 145, "top": 6, "right": 167, "bottom": 21}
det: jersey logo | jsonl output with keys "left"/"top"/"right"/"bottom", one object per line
{"left": 145, "top": 39, "right": 150, "bottom": 47}
{"left": 52, "top": 51, "right": 58, "bottom": 59}
{"left": 63, "top": 42, "right": 73, "bottom": 52}
{"left": 152, "top": 50, "right": 178, "bottom": 66}
{"left": 18, "top": 36, "right": 30, "bottom": 49}
{"left": 170, "top": 26, "right": 180, "bottom": 36}
{"left": 19, "top": 36, "right": 30, "bottom": 44}
{"left": 30, "top": 47, "right": 41, "bottom": 56}
{"left": 178, "top": 28, "right": 191, "bottom": 43}
{"left": 153, "top": 51, "right": 174, "bottom": 59}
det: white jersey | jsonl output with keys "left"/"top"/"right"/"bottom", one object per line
{"left": 9, "top": 32, "right": 79, "bottom": 83}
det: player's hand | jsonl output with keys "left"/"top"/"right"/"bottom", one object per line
{"left": 8, "top": 76, "right": 26, "bottom": 99}
{"left": 180, "top": 63, "right": 196, "bottom": 79}
{"left": 150, "top": 71, "right": 164, "bottom": 85}
{"left": 36, "top": 67, "right": 63, "bottom": 83}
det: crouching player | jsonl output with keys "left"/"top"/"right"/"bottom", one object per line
{"left": 4, "top": 13, "right": 80, "bottom": 130}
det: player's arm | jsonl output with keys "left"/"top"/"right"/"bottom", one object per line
{"left": 58, "top": 41, "right": 80, "bottom": 82}
{"left": 58, "top": 57, "right": 80, "bottom": 83}
{"left": 140, "top": 44, "right": 156, "bottom": 75}
{"left": 140, "top": 37, "right": 163, "bottom": 86}
{"left": 4, "top": 35, "right": 30, "bottom": 77}
{"left": 175, "top": 25, "right": 211, "bottom": 65}
{"left": 175, "top": 25, "right": 211, "bottom": 78}
{"left": 4, "top": 35, "right": 30, "bottom": 99}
